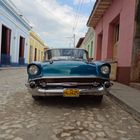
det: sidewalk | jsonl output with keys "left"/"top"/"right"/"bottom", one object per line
{"left": 109, "top": 82, "right": 140, "bottom": 122}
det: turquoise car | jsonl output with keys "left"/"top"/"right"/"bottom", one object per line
{"left": 26, "top": 48, "right": 112, "bottom": 102}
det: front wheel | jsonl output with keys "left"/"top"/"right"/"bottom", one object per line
{"left": 32, "top": 95, "right": 43, "bottom": 101}
{"left": 94, "top": 95, "right": 103, "bottom": 103}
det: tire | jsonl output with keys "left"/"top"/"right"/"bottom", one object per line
{"left": 32, "top": 95, "right": 43, "bottom": 101}
{"left": 94, "top": 95, "right": 103, "bottom": 103}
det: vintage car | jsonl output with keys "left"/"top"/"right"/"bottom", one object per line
{"left": 26, "top": 48, "right": 112, "bottom": 102}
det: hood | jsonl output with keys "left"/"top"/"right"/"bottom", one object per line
{"left": 41, "top": 60, "right": 97, "bottom": 77}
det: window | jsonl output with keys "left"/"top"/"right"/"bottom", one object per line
{"left": 90, "top": 41, "right": 93, "bottom": 58}
{"left": 34, "top": 48, "right": 37, "bottom": 61}
{"left": 113, "top": 22, "right": 120, "bottom": 60}
{"left": 114, "top": 23, "right": 119, "bottom": 44}
{"left": 45, "top": 49, "right": 88, "bottom": 60}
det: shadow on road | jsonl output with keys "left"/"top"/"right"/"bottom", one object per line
{"left": 33, "top": 96, "right": 109, "bottom": 109}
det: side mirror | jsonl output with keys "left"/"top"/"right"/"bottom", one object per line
{"left": 88, "top": 58, "right": 94, "bottom": 61}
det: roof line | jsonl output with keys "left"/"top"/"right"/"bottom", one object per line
{"left": 87, "top": 0, "right": 99, "bottom": 27}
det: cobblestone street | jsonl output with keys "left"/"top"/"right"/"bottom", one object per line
{"left": 0, "top": 68, "right": 140, "bottom": 140}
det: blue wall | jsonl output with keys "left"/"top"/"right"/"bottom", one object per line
{"left": 0, "top": 0, "right": 31, "bottom": 66}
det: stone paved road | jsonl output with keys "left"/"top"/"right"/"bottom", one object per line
{"left": 0, "top": 68, "right": 140, "bottom": 140}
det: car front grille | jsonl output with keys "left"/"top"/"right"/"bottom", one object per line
{"left": 32, "top": 76, "right": 108, "bottom": 90}
{"left": 39, "top": 84, "right": 94, "bottom": 89}
{"left": 34, "top": 76, "right": 107, "bottom": 83}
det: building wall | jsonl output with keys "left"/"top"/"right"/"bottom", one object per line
{"left": 29, "top": 31, "right": 47, "bottom": 63}
{"left": 81, "top": 28, "right": 95, "bottom": 58}
{"left": 0, "top": 0, "right": 31, "bottom": 66}
{"left": 94, "top": 0, "right": 136, "bottom": 84}
{"left": 131, "top": 0, "right": 140, "bottom": 82}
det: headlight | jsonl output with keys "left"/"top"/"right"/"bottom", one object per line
{"left": 28, "top": 65, "right": 39, "bottom": 75}
{"left": 101, "top": 65, "right": 110, "bottom": 74}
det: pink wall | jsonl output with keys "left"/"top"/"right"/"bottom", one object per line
{"left": 95, "top": 0, "right": 136, "bottom": 67}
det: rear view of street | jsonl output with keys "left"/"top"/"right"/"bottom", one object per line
{"left": 0, "top": 68, "right": 140, "bottom": 140}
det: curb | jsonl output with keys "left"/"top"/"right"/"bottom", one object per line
{"left": 107, "top": 92, "right": 140, "bottom": 123}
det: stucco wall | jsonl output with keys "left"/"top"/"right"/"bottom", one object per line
{"left": 131, "top": 0, "right": 140, "bottom": 82}
{"left": 95, "top": 0, "right": 136, "bottom": 67}
{"left": 0, "top": 1, "right": 31, "bottom": 65}
{"left": 29, "top": 32, "right": 45, "bottom": 63}
{"left": 81, "top": 28, "right": 95, "bottom": 58}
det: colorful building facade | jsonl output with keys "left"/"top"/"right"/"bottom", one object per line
{"left": 87, "top": 0, "right": 140, "bottom": 85}
{"left": 0, "top": 0, "right": 31, "bottom": 66}
{"left": 81, "top": 28, "right": 95, "bottom": 59}
{"left": 29, "top": 31, "right": 48, "bottom": 63}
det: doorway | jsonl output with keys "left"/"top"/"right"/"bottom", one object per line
{"left": 113, "top": 22, "right": 119, "bottom": 60}
{"left": 1, "top": 25, "right": 11, "bottom": 65}
{"left": 34, "top": 48, "right": 37, "bottom": 61}
{"left": 19, "top": 36, "right": 25, "bottom": 65}
{"left": 96, "top": 33, "right": 103, "bottom": 60}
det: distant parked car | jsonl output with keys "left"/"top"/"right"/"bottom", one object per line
{"left": 26, "top": 48, "right": 112, "bottom": 103}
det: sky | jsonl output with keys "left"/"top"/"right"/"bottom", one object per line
{"left": 11, "top": 0, "right": 96, "bottom": 48}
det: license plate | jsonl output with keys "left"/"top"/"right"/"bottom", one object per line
{"left": 63, "top": 89, "right": 80, "bottom": 97}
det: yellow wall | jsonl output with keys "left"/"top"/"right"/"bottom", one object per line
{"left": 28, "top": 31, "right": 48, "bottom": 63}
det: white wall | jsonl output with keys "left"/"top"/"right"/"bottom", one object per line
{"left": 0, "top": 2, "right": 31, "bottom": 65}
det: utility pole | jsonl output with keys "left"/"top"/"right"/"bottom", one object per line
{"left": 65, "top": 33, "right": 76, "bottom": 48}
{"left": 73, "top": 33, "right": 75, "bottom": 48}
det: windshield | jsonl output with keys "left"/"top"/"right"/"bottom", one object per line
{"left": 44, "top": 49, "right": 88, "bottom": 61}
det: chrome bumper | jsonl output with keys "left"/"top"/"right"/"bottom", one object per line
{"left": 26, "top": 83, "right": 109, "bottom": 97}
